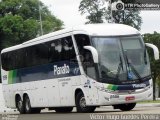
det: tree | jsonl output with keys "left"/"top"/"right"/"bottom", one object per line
{"left": 0, "top": 0, "right": 63, "bottom": 51}
{"left": 143, "top": 32, "right": 160, "bottom": 100}
{"left": 0, "top": 0, "right": 63, "bottom": 83}
{"left": 79, "top": 0, "right": 106, "bottom": 24}
{"left": 79, "top": 0, "right": 142, "bottom": 30}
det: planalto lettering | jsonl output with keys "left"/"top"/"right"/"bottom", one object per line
{"left": 54, "top": 64, "right": 70, "bottom": 75}
{"left": 132, "top": 84, "right": 146, "bottom": 88}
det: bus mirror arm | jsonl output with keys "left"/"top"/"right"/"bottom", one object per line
{"left": 145, "top": 43, "right": 159, "bottom": 60}
{"left": 83, "top": 46, "right": 99, "bottom": 63}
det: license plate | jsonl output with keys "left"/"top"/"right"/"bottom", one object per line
{"left": 125, "top": 96, "right": 135, "bottom": 101}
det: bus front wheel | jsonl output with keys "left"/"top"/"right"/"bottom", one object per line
{"left": 76, "top": 92, "right": 96, "bottom": 113}
{"left": 113, "top": 103, "right": 136, "bottom": 111}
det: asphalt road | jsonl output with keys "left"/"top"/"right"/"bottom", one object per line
{"left": 1, "top": 104, "right": 160, "bottom": 120}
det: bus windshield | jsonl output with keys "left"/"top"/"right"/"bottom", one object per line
{"left": 91, "top": 36, "right": 151, "bottom": 84}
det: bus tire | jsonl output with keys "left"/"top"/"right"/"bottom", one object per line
{"left": 24, "top": 95, "right": 33, "bottom": 114}
{"left": 76, "top": 92, "right": 96, "bottom": 113}
{"left": 115, "top": 103, "right": 136, "bottom": 111}
{"left": 55, "top": 107, "right": 73, "bottom": 113}
{"left": 16, "top": 96, "right": 25, "bottom": 114}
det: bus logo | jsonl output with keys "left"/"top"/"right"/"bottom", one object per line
{"left": 54, "top": 64, "right": 70, "bottom": 75}
{"left": 132, "top": 84, "right": 146, "bottom": 88}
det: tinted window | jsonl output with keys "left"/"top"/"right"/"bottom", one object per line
{"left": 74, "top": 34, "right": 90, "bottom": 55}
{"left": 74, "top": 34, "right": 96, "bottom": 79}
{"left": 1, "top": 36, "right": 76, "bottom": 71}
{"left": 48, "top": 36, "right": 76, "bottom": 62}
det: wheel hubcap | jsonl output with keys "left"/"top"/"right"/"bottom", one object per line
{"left": 80, "top": 97, "right": 86, "bottom": 108}
{"left": 26, "top": 99, "right": 30, "bottom": 111}
{"left": 18, "top": 100, "right": 22, "bottom": 109}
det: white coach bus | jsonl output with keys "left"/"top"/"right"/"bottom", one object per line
{"left": 1, "top": 24, "right": 159, "bottom": 114}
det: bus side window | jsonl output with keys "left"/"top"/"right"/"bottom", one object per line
{"left": 61, "top": 36, "right": 76, "bottom": 61}
{"left": 35, "top": 43, "right": 49, "bottom": 65}
{"left": 48, "top": 39, "right": 62, "bottom": 63}
{"left": 48, "top": 36, "right": 76, "bottom": 63}
{"left": 17, "top": 49, "right": 25, "bottom": 69}
{"left": 8, "top": 52, "right": 15, "bottom": 70}
{"left": 1, "top": 53, "right": 9, "bottom": 71}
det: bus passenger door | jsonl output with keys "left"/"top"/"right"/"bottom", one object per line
{"left": 80, "top": 75, "right": 99, "bottom": 106}
{"left": 86, "top": 77, "right": 99, "bottom": 105}
{"left": 74, "top": 34, "right": 99, "bottom": 105}
{"left": 81, "top": 47, "right": 99, "bottom": 105}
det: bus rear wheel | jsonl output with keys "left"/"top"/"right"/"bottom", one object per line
{"left": 24, "top": 95, "right": 41, "bottom": 114}
{"left": 114, "top": 103, "right": 136, "bottom": 111}
{"left": 16, "top": 96, "right": 25, "bottom": 114}
{"left": 76, "top": 92, "right": 96, "bottom": 113}
{"left": 55, "top": 107, "right": 73, "bottom": 113}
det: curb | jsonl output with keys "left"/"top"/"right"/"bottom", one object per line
{"left": 0, "top": 108, "right": 18, "bottom": 114}
{"left": 137, "top": 103, "right": 160, "bottom": 107}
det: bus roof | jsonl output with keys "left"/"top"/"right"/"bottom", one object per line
{"left": 73, "top": 23, "right": 140, "bottom": 36}
{"left": 1, "top": 23, "right": 140, "bottom": 53}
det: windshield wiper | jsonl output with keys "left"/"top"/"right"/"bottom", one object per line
{"left": 124, "top": 51, "right": 142, "bottom": 82}
{"left": 116, "top": 55, "right": 124, "bottom": 79}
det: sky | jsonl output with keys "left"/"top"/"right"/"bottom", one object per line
{"left": 41, "top": 0, "right": 160, "bottom": 34}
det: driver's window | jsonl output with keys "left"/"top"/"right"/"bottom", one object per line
{"left": 74, "top": 34, "right": 96, "bottom": 79}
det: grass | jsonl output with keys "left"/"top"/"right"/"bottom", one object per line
{"left": 138, "top": 100, "right": 160, "bottom": 103}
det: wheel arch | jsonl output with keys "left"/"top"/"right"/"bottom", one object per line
{"left": 75, "top": 88, "right": 84, "bottom": 103}
{"left": 23, "top": 93, "right": 28, "bottom": 100}
{"left": 22, "top": 92, "right": 31, "bottom": 106}
{"left": 15, "top": 94, "right": 21, "bottom": 108}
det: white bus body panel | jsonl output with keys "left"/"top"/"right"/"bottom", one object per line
{"left": 97, "top": 79, "right": 153, "bottom": 105}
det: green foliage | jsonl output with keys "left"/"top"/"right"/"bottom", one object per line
{"left": 0, "top": 0, "right": 63, "bottom": 50}
{"left": 79, "top": 0, "right": 142, "bottom": 30}
{"left": 143, "top": 32, "right": 160, "bottom": 99}
{"left": 0, "top": 14, "right": 24, "bottom": 47}
{"left": 0, "top": 0, "right": 63, "bottom": 83}
{"left": 111, "top": 0, "right": 142, "bottom": 30}
{"left": 144, "top": 32, "right": 160, "bottom": 81}
{"left": 22, "top": 19, "right": 39, "bottom": 41}
{"left": 79, "top": 0, "right": 106, "bottom": 24}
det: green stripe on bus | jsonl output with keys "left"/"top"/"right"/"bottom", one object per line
{"left": 12, "top": 70, "right": 17, "bottom": 83}
{"left": 8, "top": 70, "right": 17, "bottom": 84}
{"left": 111, "top": 85, "right": 118, "bottom": 91}
{"left": 8, "top": 71, "right": 13, "bottom": 84}
{"left": 107, "top": 84, "right": 118, "bottom": 91}
{"left": 107, "top": 84, "right": 113, "bottom": 90}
